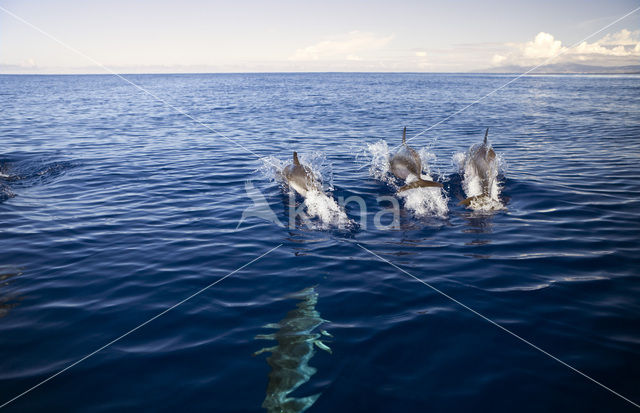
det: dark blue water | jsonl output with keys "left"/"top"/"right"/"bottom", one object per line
{"left": 1, "top": 73, "right": 639, "bottom": 412}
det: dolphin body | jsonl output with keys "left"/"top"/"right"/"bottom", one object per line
{"left": 390, "top": 127, "right": 443, "bottom": 192}
{"left": 254, "top": 286, "right": 332, "bottom": 413}
{"left": 281, "top": 152, "right": 321, "bottom": 197}
{"left": 459, "top": 128, "right": 497, "bottom": 206}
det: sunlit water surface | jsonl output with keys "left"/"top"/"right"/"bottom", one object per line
{"left": 1, "top": 73, "right": 639, "bottom": 412}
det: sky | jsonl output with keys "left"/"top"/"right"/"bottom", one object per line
{"left": 0, "top": 0, "right": 639, "bottom": 73}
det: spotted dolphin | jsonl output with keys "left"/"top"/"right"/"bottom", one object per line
{"left": 389, "top": 127, "right": 443, "bottom": 192}
{"left": 281, "top": 152, "right": 321, "bottom": 197}
{"left": 459, "top": 128, "right": 498, "bottom": 206}
{"left": 253, "top": 286, "right": 332, "bottom": 413}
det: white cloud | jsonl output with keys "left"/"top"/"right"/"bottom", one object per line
{"left": 414, "top": 51, "right": 427, "bottom": 57}
{"left": 491, "top": 29, "right": 640, "bottom": 67}
{"left": 598, "top": 29, "right": 639, "bottom": 46}
{"left": 491, "top": 54, "right": 506, "bottom": 66}
{"left": 289, "top": 31, "right": 394, "bottom": 61}
{"left": 573, "top": 41, "right": 627, "bottom": 56}
{"left": 522, "top": 32, "right": 565, "bottom": 59}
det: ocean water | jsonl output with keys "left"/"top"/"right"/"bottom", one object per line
{"left": 1, "top": 73, "right": 639, "bottom": 412}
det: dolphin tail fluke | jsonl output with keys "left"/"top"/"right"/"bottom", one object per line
{"left": 278, "top": 394, "right": 321, "bottom": 413}
{"left": 398, "top": 178, "right": 443, "bottom": 192}
{"left": 484, "top": 128, "right": 489, "bottom": 144}
{"left": 402, "top": 126, "right": 407, "bottom": 144}
{"left": 293, "top": 151, "right": 300, "bottom": 166}
{"left": 458, "top": 195, "right": 479, "bottom": 206}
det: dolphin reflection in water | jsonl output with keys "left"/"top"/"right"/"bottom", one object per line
{"left": 0, "top": 267, "right": 22, "bottom": 318}
{"left": 253, "top": 286, "right": 332, "bottom": 413}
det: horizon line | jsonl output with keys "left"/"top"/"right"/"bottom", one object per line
{"left": 1, "top": 70, "right": 640, "bottom": 76}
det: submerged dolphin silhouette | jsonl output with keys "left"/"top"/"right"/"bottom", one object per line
{"left": 459, "top": 128, "right": 498, "bottom": 206}
{"left": 281, "top": 152, "right": 321, "bottom": 197}
{"left": 390, "top": 127, "right": 443, "bottom": 192}
{"left": 254, "top": 286, "right": 332, "bottom": 413}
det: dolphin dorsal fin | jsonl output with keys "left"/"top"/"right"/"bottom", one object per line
{"left": 402, "top": 126, "right": 406, "bottom": 144}
{"left": 293, "top": 151, "right": 300, "bottom": 166}
{"left": 484, "top": 128, "right": 489, "bottom": 145}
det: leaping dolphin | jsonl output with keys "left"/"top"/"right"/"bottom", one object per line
{"left": 459, "top": 128, "right": 498, "bottom": 206}
{"left": 390, "top": 127, "right": 443, "bottom": 192}
{"left": 282, "top": 152, "right": 321, "bottom": 197}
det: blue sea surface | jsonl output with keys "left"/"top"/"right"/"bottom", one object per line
{"left": 1, "top": 73, "right": 639, "bottom": 412}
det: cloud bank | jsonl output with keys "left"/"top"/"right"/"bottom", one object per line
{"left": 289, "top": 31, "right": 394, "bottom": 62}
{"left": 492, "top": 29, "right": 640, "bottom": 67}
{"left": 2, "top": 25, "right": 637, "bottom": 74}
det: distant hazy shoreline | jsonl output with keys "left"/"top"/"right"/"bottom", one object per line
{"left": 1, "top": 71, "right": 639, "bottom": 76}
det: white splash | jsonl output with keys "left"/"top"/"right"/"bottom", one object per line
{"left": 0, "top": 164, "right": 9, "bottom": 179}
{"left": 364, "top": 140, "right": 393, "bottom": 184}
{"left": 259, "top": 155, "right": 286, "bottom": 182}
{"left": 303, "top": 189, "right": 352, "bottom": 230}
{"left": 398, "top": 174, "right": 449, "bottom": 218}
{"left": 364, "top": 139, "right": 448, "bottom": 218}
